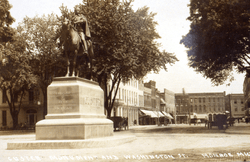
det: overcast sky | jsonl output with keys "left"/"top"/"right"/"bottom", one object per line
{"left": 8, "top": 0, "right": 245, "bottom": 94}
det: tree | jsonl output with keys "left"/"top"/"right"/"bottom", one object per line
{"left": 59, "top": 0, "right": 178, "bottom": 117}
{"left": 180, "top": 0, "right": 250, "bottom": 85}
{"left": 0, "top": 0, "right": 36, "bottom": 129}
{"left": 17, "top": 14, "right": 63, "bottom": 118}
{"left": 0, "top": 0, "right": 15, "bottom": 44}
{"left": 0, "top": 35, "right": 37, "bottom": 129}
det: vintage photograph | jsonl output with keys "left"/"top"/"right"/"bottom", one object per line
{"left": 0, "top": 0, "right": 250, "bottom": 161}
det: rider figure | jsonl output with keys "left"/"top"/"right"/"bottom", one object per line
{"left": 73, "top": 6, "right": 91, "bottom": 54}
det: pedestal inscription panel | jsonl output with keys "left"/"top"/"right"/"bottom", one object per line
{"left": 48, "top": 86, "right": 79, "bottom": 114}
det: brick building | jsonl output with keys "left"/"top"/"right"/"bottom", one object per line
{"left": 175, "top": 92, "right": 226, "bottom": 124}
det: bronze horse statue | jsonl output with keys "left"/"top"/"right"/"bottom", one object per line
{"left": 60, "top": 18, "right": 94, "bottom": 78}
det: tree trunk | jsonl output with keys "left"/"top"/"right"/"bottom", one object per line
{"left": 43, "top": 88, "right": 48, "bottom": 119}
{"left": 107, "top": 108, "right": 112, "bottom": 118}
{"left": 11, "top": 111, "right": 19, "bottom": 129}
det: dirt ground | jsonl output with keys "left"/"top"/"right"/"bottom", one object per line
{"left": 1, "top": 124, "right": 250, "bottom": 162}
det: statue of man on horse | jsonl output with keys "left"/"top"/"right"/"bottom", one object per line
{"left": 60, "top": 6, "right": 94, "bottom": 78}
{"left": 73, "top": 6, "right": 91, "bottom": 55}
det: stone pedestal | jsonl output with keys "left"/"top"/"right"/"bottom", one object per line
{"left": 36, "top": 77, "right": 113, "bottom": 140}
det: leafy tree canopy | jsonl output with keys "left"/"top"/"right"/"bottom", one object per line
{"left": 17, "top": 14, "right": 64, "bottom": 117}
{"left": 0, "top": 0, "right": 15, "bottom": 43}
{"left": 58, "top": 0, "right": 178, "bottom": 117}
{"left": 59, "top": 0, "right": 177, "bottom": 81}
{"left": 180, "top": 0, "right": 250, "bottom": 85}
{"left": 0, "top": 34, "right": 37, "bottom": 128}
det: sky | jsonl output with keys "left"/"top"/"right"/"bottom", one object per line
{"left": 8, "top": 0, "right": 246, "bottom": 94}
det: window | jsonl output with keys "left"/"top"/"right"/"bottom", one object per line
{"left": 199, "top": 98, "right": 201, "bottom": 103}
{"left": 122, "top": 89, "right": 124, "bottom": 100}
{"left": 29, "top": 89, "right": 34, "bottom": 103}
{"left": 235, "top": 108, "right": 238, "bottom": 111}
{"left": 234, "top": 100, "right": 237, "bottom": 104}
{"left": 2, "top": 110, "right": 6, "bottom": 126}
{"left": 2, "top": 90, "right": 7, "bottom": 103}
{"left": 195, "top": 105, "right": 197, "bottom": 112}
{"left": 203, "top": 98, "right": 205, "bottom": 103}
{"left": 190, "top": 98, "right": 193, "bottom": 103}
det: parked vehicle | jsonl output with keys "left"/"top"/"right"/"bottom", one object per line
{"left": 207, "top": 113, "right": 228, "bottom": 130}
{"left": 108, "top": 117, "right": 128, "bottom": 131}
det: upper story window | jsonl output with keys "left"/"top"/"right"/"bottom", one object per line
{"left": 2, "top": 90, "right": 7, "bottom": 103}
{"left": 234, "top": 100, "right": 237, "bottom": 104}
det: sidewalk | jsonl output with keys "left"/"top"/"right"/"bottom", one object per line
{"left": 225, "top": 122, "right": 250, "bottom": 134}
{"left": 129, "top": 123, "right": 250, "bottom": 134}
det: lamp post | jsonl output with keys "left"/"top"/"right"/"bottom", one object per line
{"left": 127, "top": 97, "right": 129, "bottom": 130}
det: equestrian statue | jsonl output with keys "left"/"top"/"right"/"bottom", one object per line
{"left": 60, "top": 6, "right": 94, "bottom": 78}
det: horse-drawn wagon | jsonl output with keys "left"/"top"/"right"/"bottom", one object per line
{"left": 108, "top": 117, "right": 128, "bottom": 131}
{"left": 207, "top": 113, "right": 228, "bottom": 129}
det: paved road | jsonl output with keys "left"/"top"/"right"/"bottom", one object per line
{"left": 1, "top": 124, "right": 250, "bottom": 162}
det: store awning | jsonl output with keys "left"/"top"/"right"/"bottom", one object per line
{"left": 153, "top": 111, "right": 165, "bottom": 117}
{"left": 233, "top": 114, "right": 244, "bottom": 118}
{"left": 161, "top": 111, "right": 174, "bottom": 119}
{"left": 191, "top": 114, "right": 208, "bottom": 119}
{"left": 160, "top": 98, "right": 166, "bottom": 104}
{"left": 140, "top": 110, "right": 158, "bottom": 118}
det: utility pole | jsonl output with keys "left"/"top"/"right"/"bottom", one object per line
{"left": 183, "top": 88, "right": 190, "bottom": 125}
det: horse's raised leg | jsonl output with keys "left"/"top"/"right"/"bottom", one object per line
{"left": 65, "top": 53, "right": 70, "bottom": 77}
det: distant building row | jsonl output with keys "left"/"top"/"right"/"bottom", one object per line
{"left": 0, "top": 78, "right": 248, "bottom": 129}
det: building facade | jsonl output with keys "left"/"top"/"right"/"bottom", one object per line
{"left": 0, "top": 89, "right": 44, "bottom": 129}
{"left": 226, "top": 94, "right": 245, "bottom": 119}
{"left": 110, "top": 78, "right": 141, "bottom": 126}
{"left": 175, "top": 92, "right": 226, "bottom": 124}
{"left": 160, "top": 89, "right": 175, "bottom": 122}
{"left": 243, "top": 76, "right": 250, "bottom": 110}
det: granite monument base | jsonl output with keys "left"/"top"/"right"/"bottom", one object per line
{"left": 36, "top": 118, "right": 113, "bottom": 140}
{"left": 35, "top": 77, "right": 113, "bottom": 140}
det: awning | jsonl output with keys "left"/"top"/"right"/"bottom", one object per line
{"left": 153, "top": 111, "right": 165, "bottom": 117}
{"left": 233, "top": 115, "right": 244, "bottom": 118}
{"left": 191, "top": 114, "right": 208, "bottom": 119}
{"left": 161, "top": 111, "right": 174, "bottom": 119}
{"left": 160, "top": 98, "right": 166, "bottom": 104}
{"left": 140, "top": 110, "right": 158, "bottom": 118}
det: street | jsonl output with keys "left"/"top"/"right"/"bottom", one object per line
{"left": 1, "top": 124, "right": 250, "bottom": 162}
